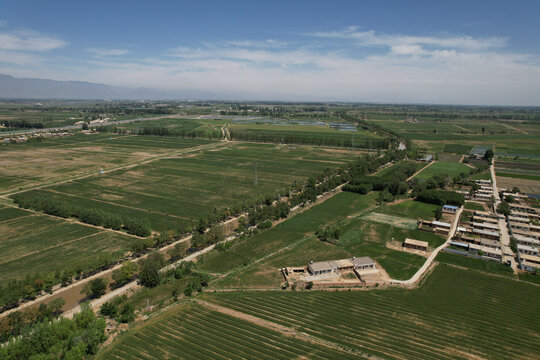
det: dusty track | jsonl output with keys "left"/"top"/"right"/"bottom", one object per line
{"left": 406, "top": 161, "right": 436, "bottom": 181}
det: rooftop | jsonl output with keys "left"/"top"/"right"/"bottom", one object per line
{"left": 404, "top": 238, "right": 429, "bottom": 248}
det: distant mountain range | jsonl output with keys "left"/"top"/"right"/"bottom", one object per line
{"left": 0, "top": 74, "right": 213, "bottom": 100}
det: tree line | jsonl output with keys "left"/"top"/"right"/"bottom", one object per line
{"left": 11, "top": 195, "right": 151, "bottom": 237}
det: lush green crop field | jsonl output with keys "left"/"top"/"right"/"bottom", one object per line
{"left": 379, "top": 199, "right": 439, "bottom": 220}
{"left": 442, "top": 143, "right": 472, "bottom": 154}
{"left": 0, "top": 134, "right": 214, "bottom": 193}
{"left": 0, "top": 208, "right": 134, "bottom": 281}
{"left": 12, "top": 142, "right": 362, "bottom": 233}
{"left": 205, "top": 265, "right": 540, "bottom": 360}
{"left": 464, "top": 202, "right": 486, "bottom": 211}
{"left": 436, "top": 252, "right": 514, "bottom": 278}
{"left": 200, "top": 191, "right": 379, "bottom": 275}
{"left": 96, "top": 302, "right": 357, "bottom": 360}
{"left": 414, "top": 161, "right": 471, "bottom": 180}
{"left": 228, "top": 122, "right": 385, "bottom": 148}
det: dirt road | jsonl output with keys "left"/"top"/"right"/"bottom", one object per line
{"left": 389, "top": 206, "right": 463, "bottom": 286}
{"left": 406, "top": 161, "right": 436, "bottom": 182}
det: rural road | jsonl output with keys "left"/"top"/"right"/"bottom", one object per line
{"left": 389, "top": 206, "right": 463, "bottom": 286}
{"left": 406, "top": 160, "right": 436, "bottom": 182}
{"left": 491, "top": 161, "right": 517, "bottom": 272}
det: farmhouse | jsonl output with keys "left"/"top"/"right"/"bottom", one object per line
{"left": 517, "top": 244, "right": 539, "bottom": 256}
{"left": 509, "top": 204, "right": 538, "bottom": 215}
{"left": 520, "top": 253, "right": 540, "bottom": 271}
{"left": 507, "top": 216, "right": 530, "bottom": 224}
{"left": 307, "top": 257, "right": 375, "bottom": 276}
{"left": 473, "top": 193, "right": 492, "bottom": 202}
{"left": 513, "top": 234, "right": 540, "bottom": 247}
{"left": 460, "top": 236, "right": 500, "bottom": 249}
{"left": 503, "top": 192, "right": 528, "bottom": 200}
{"left": 472, "top": 228, "right": 500, "bottom": 240}
{"left": 472, "top": 215, "right": 499, "bottom": 224}
{"left": 474, "top": 179, "right": 491, "bottom": 186}
{"left": 468, "top": 243, "right": 503, "bottom": 260}
{"left": 509, "top": 221, "right": 531, "bottom": 231}
{"left": 512, "top": 229, "right": 540, "bottom": 241}
{"left": 472, "top": 222, "right": 499, "bottom": 231}
{"left": 474, "top": 210, "right": 500, "bottom": 220}
{"left": 403, "top": 238, "right": 429, "bottom": 251}
{"left": 419, "top": 220, "right": 451, "bottom": 235}
{"left": 442, "top": 205, "right": 459, "bottom": 214}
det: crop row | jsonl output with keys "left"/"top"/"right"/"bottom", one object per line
{"left": 207, "top": 265, "right": 540, "bottom": 359}
{"left": 98, "top": 304, "right": 355, "bottom": 359}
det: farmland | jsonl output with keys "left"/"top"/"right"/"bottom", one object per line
{"left": 0, "top": 206, "right": 134, "bottom": 282}
{"left": 0, "top": 134, "right": 215, "bottom": 193}
{"left": 203, "top": 265, "right": 540, "bottom": 360}
{"left": 204, "top": 189, "right": 445, "bottom": 289}
{"left": 494, "top": 158, "right": 540, "bottom": 193}
{"left": 414, "top": 161, "right": 471, "bottom": 180}
{"left": 10, "top": 142, "right": 364, "bottom": 233}
{"left": 379, "top": 199, "right": 440, "bottom": 220}
{"left": 96, "top": 302, "right": 357, "bottom": 360}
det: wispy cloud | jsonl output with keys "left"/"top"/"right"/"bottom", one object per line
{"left": 87, "top": 47, "right": 129, "bottom": 57}
{"left": 0, "top": 30, "right": 67, "bottom": 51}
{"left": 309, "top": 27, "right": 508, "bottom": 53}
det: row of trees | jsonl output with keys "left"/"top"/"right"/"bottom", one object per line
{"left": 0, "top": 120, "right": 45, "bottom": 129}
{"left": 11, "top": 195, "right": 151, "bottom": 237}
{"left": 416, "top": 189, "right": 465, "bottom": 206}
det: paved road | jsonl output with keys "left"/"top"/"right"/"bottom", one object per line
{"left": 389, "top": 206, "right": 463, "bottom": 286}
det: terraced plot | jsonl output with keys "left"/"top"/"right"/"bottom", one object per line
{"left": 205, "top": 265, "right": 540, "bottom": 360}
{"left": 96, "top": 303, "right": 356, "bottom": 360}
{"left": 13, "top": 143, "right": 363, "bottom": 232}
{"left": 0, "top": 207, "right": 134, "bottom": 281}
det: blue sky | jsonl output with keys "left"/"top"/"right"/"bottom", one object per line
{"left": 1, "top": 0, "right": 539, "bottom": 105}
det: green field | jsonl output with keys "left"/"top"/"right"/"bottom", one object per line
{"left": 0, "top": 207, "right": 134, "bottom": 281}
{"left": 442, "top": 143, "right": 472, "bottom": 154}
{"left": 204, "top": 265, "right": 540, "bottom": 360}
{"left": 203, "top": 191, "right": 445, "bottom": 289}
{"left": 11, "top": 142, "right": 362, "bottom": 233}
{"left": 96, "top": 302, "right": 357, "bottom": 360}
{"left": 415, "top": 161, "right": 472, "bottom": 180}
{"left": 379, "top": 199, "right": 440, "bottom": 220}
{"left": 199, "top": 191, "right": 378, "bottom": 275}
{"left": 228, "top": 121, "right": 385, "bottom": 148}
{"left": 464, "top": 202, "right": 486, "bottom": 211}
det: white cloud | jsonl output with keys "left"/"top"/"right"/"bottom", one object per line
{"left": 309, "top": 27, "right": 507, "bottom": 52}
{"left": 87, "top": 48, "right": 129, "bottom": 57}
{"left": 0, "top": 30, "right": 67, "bottom": 51}
{"left": 3, "top": 27, "right": 540, "bottom": 105}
